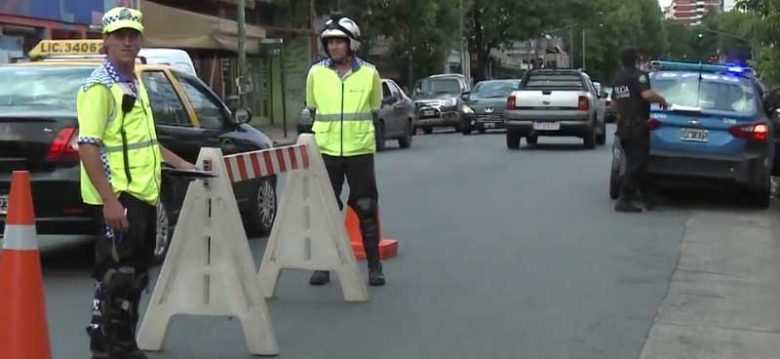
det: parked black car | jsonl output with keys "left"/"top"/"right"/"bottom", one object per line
{"left": 0, "top": 60, "right": 277, "bottom": 262}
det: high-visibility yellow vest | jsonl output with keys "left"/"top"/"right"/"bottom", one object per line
{"left": 306, "top": 57, "right": 382, "bottom": 157}
{"left": 77, "top": 65, "right": 162, "bottom": 206}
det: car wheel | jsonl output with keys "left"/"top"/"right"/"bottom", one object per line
{"left": 478, "top": 128, "right": 486, "bottom": 134}
{"left": 526, "top": 134, "right": 538, "bottom": 146}
{"left": 596, "top": 123, "right": 607, "bottom": 145}
{"left": 154, "top": 201, "right": 173, "bottom": 264}
{"left": 507, "top": 130, "right": 521, "bottom": 149}
{"left": 749, "top": 176, "right": 771, "bottom": 209}
{"left": 584, "top": 123, "right": 597, "bottom": 149}
{"left": 609, "top": 169, "right": 622, "bottom": 200}
{"left": 247, "top": 178, "right": 277, "bottom": 236}
{"left": 375, "top": 121, "right": 387, "bottom": 152}
{"left": 423, "top": 127, "right": 433, "bottom": 135}
{"left": 462, "top": 126, "right": 472, "bottom": 135}
{"left": 398, "top": 120, "right": 413, "bottom": 148}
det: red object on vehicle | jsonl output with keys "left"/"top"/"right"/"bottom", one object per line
{"left": 578, "top": 96, "right": 589, "bottom": 111}
{"left": 647, "top": 118, "right": 661, "bottom": 130}
{"left": 46, "top": 127, "right": 79, "bottom": 161}
{"left": 729, "top": 123, "right": 769, "bottom": 141}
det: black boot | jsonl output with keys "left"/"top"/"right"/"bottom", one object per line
{"left": 87, "top": 283, "right": 109, "bottom": 359}
{"left": 615, "top": 196, "right": 643, "bottom": 213}
{"left": 121, "top": 288, "right": 149, "bottom": 359}
{"left": 369, "top": 266, "right": 386, "bottom": 287}
{"left": 360, "top": 214, "right": 386, "bottom": 286}
{"left": 102, "top": 271, "right": 149, "bottom": 359}
{"left": 309, "top": 271, "right": 331, "bottom": 285}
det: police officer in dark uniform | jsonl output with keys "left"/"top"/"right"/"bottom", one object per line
{"left": 611, "top": 48, "right": 669, "bottom": 213}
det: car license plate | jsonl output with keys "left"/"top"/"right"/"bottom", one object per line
{"left": 0, "top": 194, "right": 7, "bottom": 215}
{"left": 423, "top": 110, "right": 435, "bottom": 117}
{"left": 680, "top": 128, "right": 709, "bottom": 142}
{"left": 484, "top": 122, "right": 496, "bottom": 129}
{"left": 533, "top": 122, "right": 560, "bottom": 131}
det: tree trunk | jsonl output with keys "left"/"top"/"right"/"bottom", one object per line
{"left": 471, "top": 1, "right": 489, "bottom": 82}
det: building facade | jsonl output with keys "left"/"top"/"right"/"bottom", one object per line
{"left": 0, "top": 0, "right": 134, "bottom": 62}
{"left": 670, "top": 0, "right": 724, "bottom": 26}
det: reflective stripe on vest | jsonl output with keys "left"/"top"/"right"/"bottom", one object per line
{"left": 104, "top": 139, "right": 160, "bottom": 153}
{"left": 315, "top": 112, "right": 373, "bottom": 122}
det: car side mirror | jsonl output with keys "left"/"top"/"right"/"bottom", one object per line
{"left": 225, "top": 95, "right": 240, "bottom": 114}
{"left": 461, "top": 91, "right": 471, "bottom": 101}
{"left": 234, "top": 108, "right": 252, "bottom": 124}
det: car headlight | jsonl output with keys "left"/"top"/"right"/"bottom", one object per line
{"left": 443, "top": 98, "right": 457, "bottom": 107}
{"left": 462, "top": 105, "right": 474, "bottom": 114}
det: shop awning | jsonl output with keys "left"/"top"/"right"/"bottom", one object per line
{"left": 139, "top": 0, "right": 266, "bottom": 54}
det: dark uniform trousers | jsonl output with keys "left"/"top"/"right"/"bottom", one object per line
{"left": 618, "top": 120, "right": 653, "bottom": 197}
{"left": 322, "top": 153, "right": 382, "bottom": 269}
{"left": 88, "top": 192, "right": 157, "bottom": 356}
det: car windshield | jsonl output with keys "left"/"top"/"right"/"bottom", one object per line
{"left": 524, "top": 73, "right": 584, "bottom": 90}
{"left": 0, "top": 66, "right": 93, "bottom": 111}
{"left": 651, "top": 72, "right": 757, "bottom": 114}
{"left": 472, "top": 81, "right": 520, "bottom": 98}
{"left": 415, "top": 78, "right": 461, "bottom": 95}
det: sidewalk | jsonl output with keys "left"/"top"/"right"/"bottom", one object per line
{"left": 639, "top": 207, "right": 780, "bottom": 359}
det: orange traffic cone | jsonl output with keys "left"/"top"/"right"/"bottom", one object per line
{"left": 345, "top": 206, "right": 398, "bottom": 261}
{"left": 0, "top": 171, "right": 52, "bottom": 359}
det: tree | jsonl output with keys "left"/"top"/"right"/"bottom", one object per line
{"left": 466, "top": 0, "right": 599, "bottom": 81}
{"left": 734, "top": 0, "right": 780, "bottom": 84}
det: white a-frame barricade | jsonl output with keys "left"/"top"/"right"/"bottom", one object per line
{"left": 254, "top": 134, "right": 369, "bottom": 302}
{"left": 136, "top": 148, "right": 278, "bottom": 356}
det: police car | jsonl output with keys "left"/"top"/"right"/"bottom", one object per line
{"left": 610, "top": 61, "right": 776, "bottom": 208}
{"left": 0, "top": 40, "right": 278, "bottom": 260}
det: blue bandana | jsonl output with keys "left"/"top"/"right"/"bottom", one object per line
{"left": 103, "top": 59, "right": 137, "bottom": 94}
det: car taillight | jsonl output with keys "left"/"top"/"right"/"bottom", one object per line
{"left": 647, "top": 118, "right": 661, "bottom": 130}
{"left": 507, "top": 95, "right": 516, "bottom": 110}
{"left": 729, "top": 123, "right": 769, "bottom": 141}
{"left": 47, "top": 127, "right": 79, "bottom": 161}
{"left": 578, "top": 96, "right": 589, "bottom": 111}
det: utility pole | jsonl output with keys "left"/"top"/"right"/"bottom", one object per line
{"left": 569, "top": 29, "right": 574, "bottom": 68}
{"left": 237, "top": 0, "right": 247, "bottom": 109}
{"left": 581, "top": 29, "right": 585, "bottom": 70}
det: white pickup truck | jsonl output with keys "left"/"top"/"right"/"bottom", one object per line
{"left": 504, "top": 69, "right": 607, "bottom": 149}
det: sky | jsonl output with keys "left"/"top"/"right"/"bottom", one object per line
{"left": 658, "top": 0, "right": 735, "bottom": 11}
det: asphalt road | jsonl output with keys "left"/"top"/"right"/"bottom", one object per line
{"left": 41, "top": 127, "right": 714, "bottom": 358}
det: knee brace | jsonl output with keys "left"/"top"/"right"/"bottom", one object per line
{"left": 354, "top": 197, "right": 377, "bottom": 221}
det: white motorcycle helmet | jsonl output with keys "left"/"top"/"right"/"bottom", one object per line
{"left": 320, "top": 15, "right": 361, "bottom": 54}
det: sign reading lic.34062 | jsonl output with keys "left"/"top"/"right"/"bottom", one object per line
{"left": 29, "top": 40, "right": 104, "bottom": 59}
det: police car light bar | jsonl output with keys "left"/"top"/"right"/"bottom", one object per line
{"left": 650, "top": 60, "right": 755, "bottom": 78}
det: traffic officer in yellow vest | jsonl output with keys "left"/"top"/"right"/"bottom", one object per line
{"left": 77, "top": 7, "right": 195, "bottom": 359}
{"left": 306, "top": 14, "right": 386, "bottom": 286}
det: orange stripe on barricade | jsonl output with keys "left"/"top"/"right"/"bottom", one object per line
{"left": 287, "top": 147, "right": 298, "bottom": 170}
{"left": 222, "top": 144, "right": 312, "bottom": 182}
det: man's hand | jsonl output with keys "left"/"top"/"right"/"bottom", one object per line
{"left": 658, "top": 97, "right": 670, "bottom": 110}
{"left": 103, "top": 198, "right": 128, "bottom": 231}
{"left": 173, "top": 160, "right": 197, "bottom": 170}
{"left": 161, "top": 145, "right": 196, "bottom": 170}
